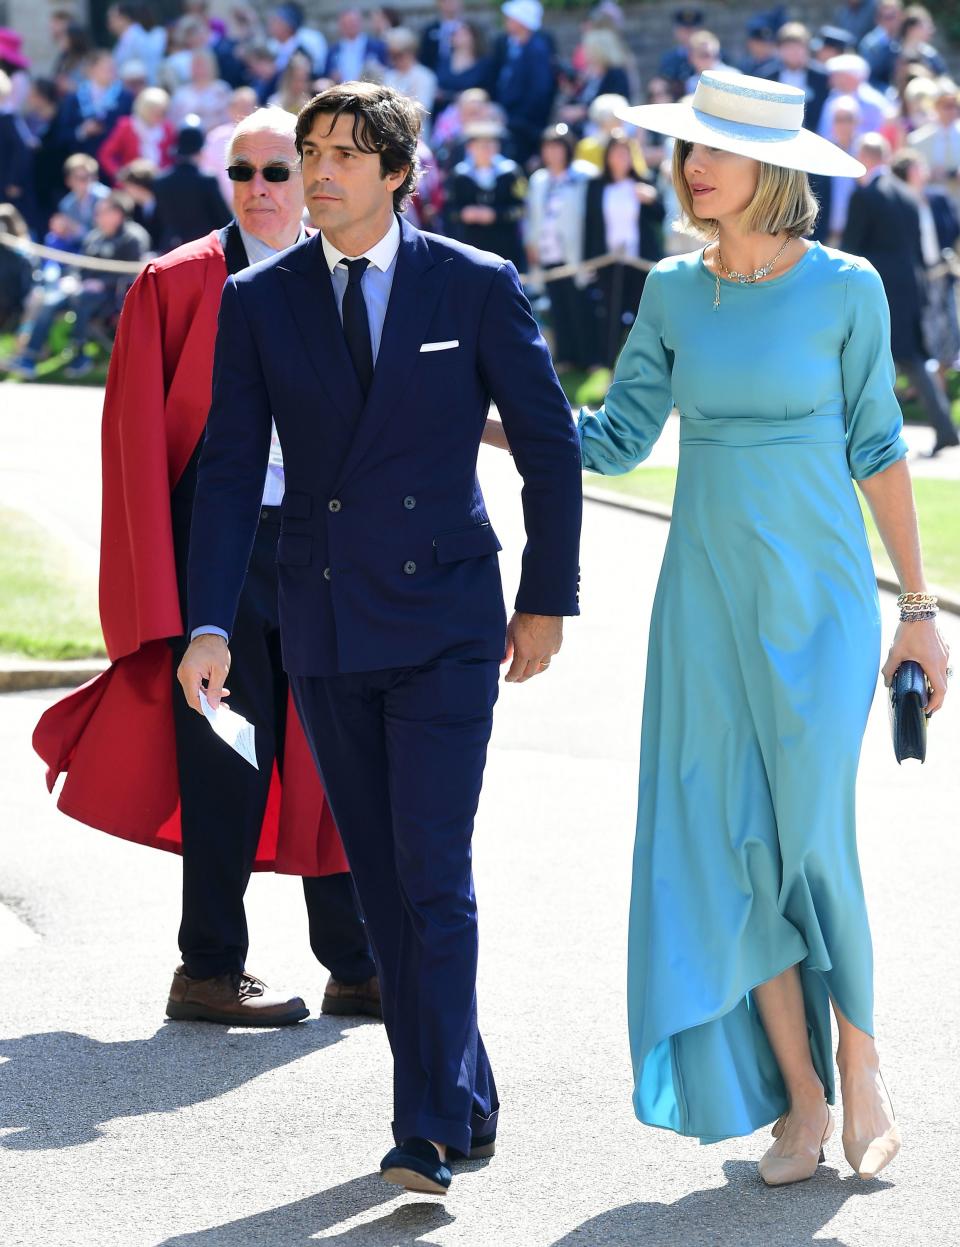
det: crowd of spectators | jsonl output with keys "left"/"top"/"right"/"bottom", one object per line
{"left": 1, "top": 0, "right": 960, "bottom": 390}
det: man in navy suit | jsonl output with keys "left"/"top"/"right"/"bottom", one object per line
{"left": 177, "top": 82, "right": 582, "bottom": 1194}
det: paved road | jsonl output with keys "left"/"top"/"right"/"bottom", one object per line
{"left": 2, "top": 392, "right": 959, "bottom": 1246}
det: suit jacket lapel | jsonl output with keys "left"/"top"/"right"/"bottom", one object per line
{"left": 335, "top": 219, "right": 449, "bottom": 487}
{"left": 276, "top": 233, "right": 366, "bottom": 423}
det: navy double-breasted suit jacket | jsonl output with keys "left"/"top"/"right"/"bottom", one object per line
{"left": 187, "top": 216, "right": 583, "bottom": 677}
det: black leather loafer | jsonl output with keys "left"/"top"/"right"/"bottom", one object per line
{"left": 448, "top": 1130, "right": 496, "bottom": 1161}
{"left": 380, "top": 1137, "right": 452, "bottom": 1195}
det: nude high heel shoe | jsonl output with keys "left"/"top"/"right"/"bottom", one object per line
{"left": 758, "top": 1105, "right": 834, "bottom": 1187}
{"left": 842, "top": 1072, "right": 901, "bottom": 1180}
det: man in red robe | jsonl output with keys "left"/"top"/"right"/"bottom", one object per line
{"left": 34, "top": 107, "right": 380, "bottom": 1026}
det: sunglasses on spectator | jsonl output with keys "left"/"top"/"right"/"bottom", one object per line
{"left": 227, "top": 163, "right": 298, "bottom": 182}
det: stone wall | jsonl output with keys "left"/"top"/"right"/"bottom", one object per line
{"left": 5, "top": 0, "right": 58, "bottom": 70}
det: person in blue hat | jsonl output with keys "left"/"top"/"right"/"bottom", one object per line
{"left": 740, "top": 18, "right": 779, "bottom": 76}
{"left": 658, "top": 9, "right": 704, "bottom": 93}
{"left": 810, "top": 23, "right": 856, "bottom": 62}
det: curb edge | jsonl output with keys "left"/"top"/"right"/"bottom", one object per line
{"left": 0, "top": 662, "right": 108, "bottom": 694}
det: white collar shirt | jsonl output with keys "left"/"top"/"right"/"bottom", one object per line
{"left": 322, "top": 214, "right": 402, "bottom": 364}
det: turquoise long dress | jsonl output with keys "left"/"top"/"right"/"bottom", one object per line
{"left": 579, "top": 243, "right": 908, "bottom": 1143}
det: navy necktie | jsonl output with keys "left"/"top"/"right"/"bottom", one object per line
{"left": 340, "top": 257, "right": 374, "bottom": 397}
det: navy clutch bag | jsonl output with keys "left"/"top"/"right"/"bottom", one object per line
{"left": 889, "top": 660, "right": 929, "bottom": 764}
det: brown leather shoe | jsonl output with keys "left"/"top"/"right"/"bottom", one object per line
{"left": 321, "top": 974, "right": 382, "bottom": 1020}
{"left": 165, "top": 966, "right": 309, "bottom": 1026}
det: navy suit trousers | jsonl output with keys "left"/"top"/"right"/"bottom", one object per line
{"left": 290, "top": 656, "right": 501, "bottom": 1154}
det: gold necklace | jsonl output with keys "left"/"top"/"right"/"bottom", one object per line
{"left": 712, "top": 236, "right": 792, "bottom": 310}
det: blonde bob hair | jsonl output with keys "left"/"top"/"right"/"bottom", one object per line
{"left": 672, "top": 139, "right": 819, "bottom": 240}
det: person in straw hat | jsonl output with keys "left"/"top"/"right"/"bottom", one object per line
{"left": 487, "top": 69, "right": 953, "bottom": 1184}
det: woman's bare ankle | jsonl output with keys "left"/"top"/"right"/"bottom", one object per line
{"left": 837, "top": 1044, "right": 880, "bottom": 1080}
{"left": 787, "top": 1079, "right": 827, "bottom": 1115}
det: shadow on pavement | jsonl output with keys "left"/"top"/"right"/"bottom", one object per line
{"left": 550, "top": 1159, "right": 891, "bottom": 1247}
{"left": 155, "top": 1173, "right": 452, "bottom": 1246}
{"left": 0, "top": 1015, "right": 360, "bottom": 1150}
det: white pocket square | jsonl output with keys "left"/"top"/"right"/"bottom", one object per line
{"left": 419, "top": 339, "right": 459, "bottom": 353}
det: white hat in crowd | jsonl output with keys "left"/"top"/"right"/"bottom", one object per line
{"left": 825, "top": 54, "right": 870, "bottom": 80}
{"left": 618, "top": 70, "right": 866, "bottom": 178}
{"left": 501, "top": 0, "right": 544, "bottom": 32}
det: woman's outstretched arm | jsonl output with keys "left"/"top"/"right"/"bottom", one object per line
{"left": 482, "top": 416, "right": 512, "bottom": 451}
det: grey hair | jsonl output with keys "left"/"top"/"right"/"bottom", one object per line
{"left": 227, "top": 107, "right": 300, "bottom": 163}
{"left": 857, "top": 131, "right": 892, "bottom": 164}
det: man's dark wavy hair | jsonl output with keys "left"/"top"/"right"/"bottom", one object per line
{"left": 295, "top": 82, "right": 423, "bottom": 211}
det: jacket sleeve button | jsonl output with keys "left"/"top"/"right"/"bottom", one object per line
{"left": 403, "top": 496, "right": 416, "bottom": 509}
{"left": 403, "top": 561, "right": 417, "bottom": 575}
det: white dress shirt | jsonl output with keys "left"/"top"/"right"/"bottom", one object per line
{"left": 237, "top": 223, "right": 306, "bottom": 508}
{"left": 602, "top": 179, "right": 640, "bottom": 256}
{"left": 322, "top": 213, "right": 402, "bottom": 364}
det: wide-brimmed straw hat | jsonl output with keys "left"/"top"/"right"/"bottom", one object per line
{"left": 618, "top": 71, "right": 865, "bottom": 178}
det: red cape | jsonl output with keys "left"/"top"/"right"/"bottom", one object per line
{"left": 32, "top": 231, "right": 348, "bottom": 876}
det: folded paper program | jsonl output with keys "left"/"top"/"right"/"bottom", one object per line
{"left": 199, "top": 689, "right": 259, "bottom": 770}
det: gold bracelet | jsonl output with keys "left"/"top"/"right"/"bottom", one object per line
{"left": 898, "top": 592, "right": 938, "bottom": 608}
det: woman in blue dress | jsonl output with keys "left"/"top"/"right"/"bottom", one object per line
{"left": 575, "top": 72, "right": 952, "bottom": 1185}
{"left": 484, "top": 69, "right": 953, "bottom": 1184}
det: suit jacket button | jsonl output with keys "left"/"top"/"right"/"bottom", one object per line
{"left": 403, "top": 495, "right": 416, "bottom": 509}
{"left": 328, "top": 499, "right": 342, "bottom": 513}
{"left": 323, "top": 567, "right": 332, "bottom": 580}
{"left": 403, "top": 560, "right": 417, "bottom": 575}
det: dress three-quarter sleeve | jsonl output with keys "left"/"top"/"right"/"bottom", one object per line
{"left": 840, "top": 262, "right": 909, "bottom": 481}
{"left": 577, "top": 266, "right": 675, "bottom": 475}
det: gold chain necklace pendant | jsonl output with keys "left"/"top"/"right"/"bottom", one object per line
{"left": 712, "top": 237, "right": 791, "bottom": 310}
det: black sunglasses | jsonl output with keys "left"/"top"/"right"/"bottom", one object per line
{"left": 227, "top": 163, "right": 297, "bottom": 182}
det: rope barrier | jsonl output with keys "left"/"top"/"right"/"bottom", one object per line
{"left": 0, "top": 230, "right": 148, "bottom": 275}
{"left": 1, "top": 225, "right": 957, "bottom": 286}
{"left": 525, "top": 251, "right": 657, "bottom": 284}
{"left": 0, "top": 228, "right": 658, "bottom": 282}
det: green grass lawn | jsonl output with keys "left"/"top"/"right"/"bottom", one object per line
{"left": 586, "top": 467, "right": 960, "bottom": 595}
{"left": 0, "top": 507, "right": 104, "bottom": 660}
{"left": 0, "top": 322, "right": 110, "bottom": 387}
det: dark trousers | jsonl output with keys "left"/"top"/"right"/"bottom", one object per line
{"left": 596, "top": 263, "right": 647, "bottom": 370}
{"left": 543, "top": 265, "right": 599, "bottom": 370}
{"left": 898, "top": 352, "right": 959, "bottom": 446}
{"left": 25, "top": 285, "right": 114, "bottom": 357}
{"left": 171, "top": 514, "right": 375, "bottom": 984}
{"left": 290, "top": 656, "right": 501, "bottom": 1154}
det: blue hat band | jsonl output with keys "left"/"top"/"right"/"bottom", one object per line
{"left": 692, "top": 108, "right": 800, "bottom": 144}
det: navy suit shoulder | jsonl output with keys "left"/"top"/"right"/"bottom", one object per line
{"left": 417, "top": 226, "right": 516, "bottom": 274}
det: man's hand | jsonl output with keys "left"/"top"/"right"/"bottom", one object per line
{"left": 502, "top": 612, "right": 563, "bottom": 683}
{"left": 177, "top": 634, "right": 231, "bottom": 713}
